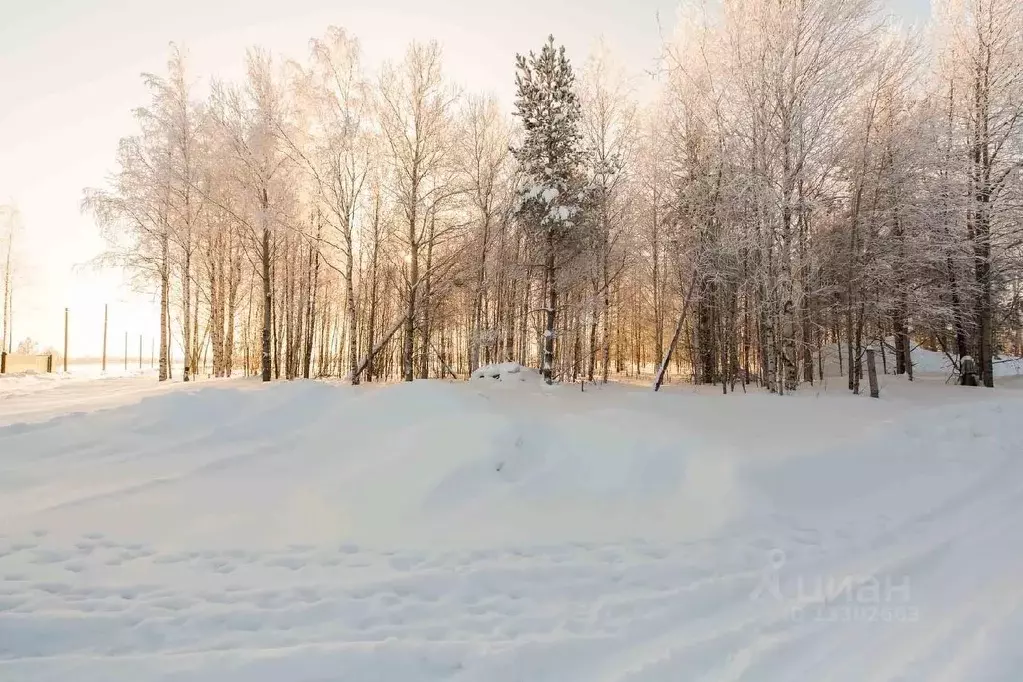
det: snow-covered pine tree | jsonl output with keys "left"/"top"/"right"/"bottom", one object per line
{"left": 512, "top": 35, "right": 586, "bottom": 385}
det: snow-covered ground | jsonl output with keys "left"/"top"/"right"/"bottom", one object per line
{"left": 1, "top": 369, "right": 1022, "bottom": 681}
{"left": 819, "top": 341, "right": 1023, "bottom": 379}
{"left": 0, "top": 370, "right": 183, "bottom": 428}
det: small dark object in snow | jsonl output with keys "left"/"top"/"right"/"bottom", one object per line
{"left": 960, "top": 356, "right": 979, "bottom": 386}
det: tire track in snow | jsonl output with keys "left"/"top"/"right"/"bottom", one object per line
{"left": 598, "top": 455, "right": 1023, "bottom": 682}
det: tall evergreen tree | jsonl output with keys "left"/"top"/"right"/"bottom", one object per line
{"left": 512, "top": 35, "right": 586, "bottom": 384}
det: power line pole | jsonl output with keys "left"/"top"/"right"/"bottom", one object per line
{"left": 102, "top": 304, "right": 108, "bottom": 372}
{"left": 139, "top": 334, "right": 142, "bottom": 370}
{"left": 63, "top": 308, "right": 68, "bottom": 373}
{"left": 2, "top": 220, "right": 12, "bottom": 355}
{"left": 124, "top": 331, "right": 127, "bottom": 371}
{"left": 5, "top": 285, "right": 11, "bottom": 354}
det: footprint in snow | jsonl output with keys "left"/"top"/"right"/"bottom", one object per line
{"left": 414, "top": 587, "right": 443, "bottom": 603}
{"left": 388, "top": 555, "right": 421, "bottom": 572}
{"left": 265, "top": 556, "right": 306, "bottom": 571}
{"left": 150, "top": 595, "right": 194, "bottom": 611}
{"left": 31, "top": 549, "right": 74, "bottom": 565}
{"left": 348, "top": 587, "right": 375, "bottom": 601}
{"left": 378, "top": 593, "right": 401, "bottom": 607}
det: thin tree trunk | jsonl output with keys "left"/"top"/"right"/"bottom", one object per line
{"left": 260, "top": 188, "right": 272, "bottom": 382}
{"left": 182, "top": 248, "right": 192, "bottom": 382}
{"left": 541, "top": 233, "right": 557, "bottom": 384}
{"left": 159, "top": 232, "right": 170, "bottom": 381}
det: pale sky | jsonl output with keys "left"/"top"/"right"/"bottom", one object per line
{"left": 0, "top": 0, "right": 929, "bottom": 359}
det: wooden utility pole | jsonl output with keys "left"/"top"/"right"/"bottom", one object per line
{"left": 102, "top": 304, "right": 108, "bottom": 372}
{"left": 139, "top": 335, "right": 142, "bottom": 369}
{"left": 63, "top": 308, "right": 68, "bottom": 373}
{"left": 2, "top": 224, "right": 12, "bottom": 355}
{"left": 124, "top": 331, "right": 128, "bottom": 371}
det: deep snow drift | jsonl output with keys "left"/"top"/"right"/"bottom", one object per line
{"left": 1, "top": 371, "right": 1022, "bottom": 681}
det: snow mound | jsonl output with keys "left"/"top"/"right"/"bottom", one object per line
{"left": 0, "top": 378, "right": 736, "bottom": 549}
{"left": 471, "top": 361, "right": 531, "bottom": 381}
{"left": 0, "top": 369, "right": 59, "bottom": 387}
{"left": 418, "top": 407, "right": 738, "bottom": 543}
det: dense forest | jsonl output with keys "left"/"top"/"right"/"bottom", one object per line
{"left": 84, "top": 0, "right": 1023, "bottom": 391}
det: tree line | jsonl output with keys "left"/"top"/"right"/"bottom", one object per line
{"left": 84, "top": 0, "right": 1023, "bottom": 391}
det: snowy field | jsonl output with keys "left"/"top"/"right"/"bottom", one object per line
{"left": 1, "top": 367, "right": 1022, "bottom": 681}
{"left": 0, "top": 369, "right": 173, "bottom": 428}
